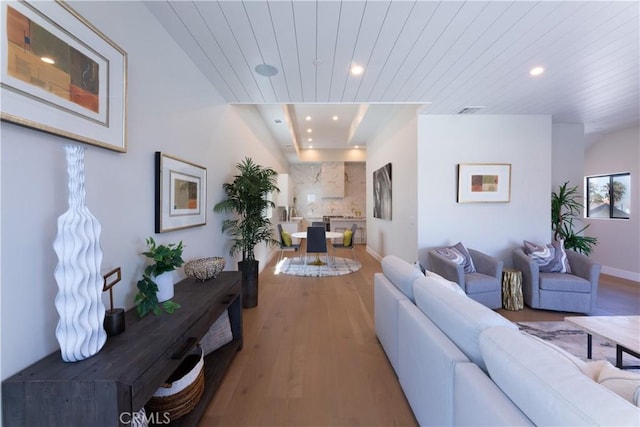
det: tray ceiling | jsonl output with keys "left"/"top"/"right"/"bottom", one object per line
{"left": 146, "top": 1, "right": 639, "bottom": 160}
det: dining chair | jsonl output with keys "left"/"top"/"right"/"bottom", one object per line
{"left": 305, "top": 226, "right": 329, "bottom": 266}
{"left": 311, "top": 221, "right": 325, "bottom": 227}
{"left": 277, "top": 224, "right": 300, "bottom": 263}
{"left": 332, "top": 223, "right": 357, "bottom": 261}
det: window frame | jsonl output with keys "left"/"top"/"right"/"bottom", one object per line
{"left": 586, "top": 172, "right": 631, "bottom": 219}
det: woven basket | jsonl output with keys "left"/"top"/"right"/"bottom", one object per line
{"left": 146, "top": 346, "right": 204, "bottom": 421}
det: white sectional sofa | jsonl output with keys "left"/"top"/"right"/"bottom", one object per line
{"left": 374, "top": 255, "right": 640, "bottom": 426}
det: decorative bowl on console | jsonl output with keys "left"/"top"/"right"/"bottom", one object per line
{"left": 184, "top": 257, "right": 226, "bottom": 281}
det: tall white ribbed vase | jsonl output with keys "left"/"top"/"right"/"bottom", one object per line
{"left": 53, "top": 145, "right": 107, "bottom": 362}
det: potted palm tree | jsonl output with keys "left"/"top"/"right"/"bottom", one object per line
{"left": 551, "top": 181, "right": 598, "bottom": 255}
{"left": 214, "top": 157, "right": 279, "bottom": 308}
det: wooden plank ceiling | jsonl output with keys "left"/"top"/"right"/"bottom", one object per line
{"left": 147, "top": 1, "right": 639, "bottom": 154}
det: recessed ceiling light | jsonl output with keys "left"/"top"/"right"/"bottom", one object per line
{"left": 530, "top": 66, "right": 544, "bottom": 76}
{"left": 307, "top": 128, "right": 312, "bottom": 133}
{"left": 254, "top": 63, "right": 278, "bottom": 77}
{"left": 41, "top": 57, "right": 55, "bottom": 64}
{"left": 354, "top": 145, "right": 359, "bottom": 149}
{"left": 305, "top": 116, "right": 311, "bottom": 121}
{"left": 308, "top": 138, "right": 312, "bottom": 142}
{"left": 332, "top": 116, "right": 339, "bottom": 121}
{"left": 350, "top": 64, "right": 364, "bottom": 76}
{"left": 309, "top": 145, "right": 313, "bottom": 149}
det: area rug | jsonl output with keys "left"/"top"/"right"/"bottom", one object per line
{"left": 517, "top": 321, "right": 638, "bottom": 370}
{"left": 276, "top": 256, "right": 361, "bottom": 277}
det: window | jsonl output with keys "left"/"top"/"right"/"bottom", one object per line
{"left": 586, "top": 173, "right": 631, "bottom": 219}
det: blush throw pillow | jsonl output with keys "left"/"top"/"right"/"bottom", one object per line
{"left": 523, "top": 239, "right": 571, "bottom": 273}
{"left": 435, "top": 242, "right": 476, "bottom": 273}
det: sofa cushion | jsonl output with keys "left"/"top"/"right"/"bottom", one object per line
{"left": 414, "top": 270, "right": 467, "bottom": 297}
{"left": 381, "top": 255, "right": 423, "bottom": 302}
{"left": 539, "top": 272, "right": 591, "bottom": 292}
{"left": 479, "top": 326, "right": 640, "bottom": 426}
{"left": 413, "top": 278, "right": 515, "bottom": 372}
{"left": 523, "top": 239, "right": 571, "bottom": 273}
{"left": 435, "top": 242, "right": 476, "bottom": 273}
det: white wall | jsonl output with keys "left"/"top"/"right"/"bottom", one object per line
{"left": 552, "top": 123, "right": 585, "bottom": 192}
{"left": 1, "top": 1, "right": 287, "bottom": 379}
{"left": 366, "top": 106, "right": 418, "bottom": 263}
{"left": 417, "top": 115, "right": 552, "bottom": 266}
{"left": 584, "top": 126, "right": 640, "bottom": 281}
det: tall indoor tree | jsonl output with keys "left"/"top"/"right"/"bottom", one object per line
{"left": 214, "top": 157, "right": 279, "bottom": 308}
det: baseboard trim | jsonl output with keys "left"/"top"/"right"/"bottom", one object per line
{"left": 366, "top": 246, "right": 383, "bottom": 262}
{"left": 601, "top": 266, "right": 640, "bottom": 283}
{"left": 261, "top": 250, "right": 278, "bottom": 273}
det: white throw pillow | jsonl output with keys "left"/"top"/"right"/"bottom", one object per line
{"left": 424, "top": 269, "right": 467, "bottom": 296}
{"left": 596, "top": 361, "right": 640, "bottom": 407}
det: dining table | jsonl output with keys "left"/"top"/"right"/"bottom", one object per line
{"left": 292, "top": 231, "right": 344, "bottom": 265}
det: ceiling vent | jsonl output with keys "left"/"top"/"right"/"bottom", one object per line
{"left": 457, "top": 106, "right": 485, "bottom": 114}
{"left": 274, "top": 119, "right": 282, "bottom": 124}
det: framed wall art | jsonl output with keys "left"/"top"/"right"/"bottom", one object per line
{"left": 373, "top": 163, "right": 392, "bottom": 220}
{"left": 0, "top": 1, "right": 127, "bottom": 152}
{"left": 457, "top": 163, "right": 511, "bottom": 203}
{"left": 155, "top": 152, "right": 207, "bottom": 233}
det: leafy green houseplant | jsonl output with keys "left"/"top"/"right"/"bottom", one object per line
{"left": 551, "top": 182, "right": 598, "bottom": 255}
{"left": 134, "top": 237, "right": 184, "bottom": 317}
{"left": 214, "top": 157, "right": 279, "bottom": 308}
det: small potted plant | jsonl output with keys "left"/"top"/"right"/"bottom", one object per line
{"left": 134, "top": 237, "right": 184, "bottom": 317}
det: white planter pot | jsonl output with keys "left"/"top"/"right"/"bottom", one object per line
{"left": 155, "top": 271, "right": 174, "bottom": 303}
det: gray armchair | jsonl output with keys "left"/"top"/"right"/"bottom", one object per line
{"left": 513, "top": 247, "right": 600, "bottom": 313}
{"left": 428, "top": 248, "right": 503, "bottom": 309}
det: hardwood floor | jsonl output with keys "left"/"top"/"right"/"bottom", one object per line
{"left": 199, "top": 246, "right": 640, "bottom": 426}
{"left": 498, "top": 274, "right": 640, "bottom": 323}
{"left": 200, "top": 245, "right": 417, "bottom": 426}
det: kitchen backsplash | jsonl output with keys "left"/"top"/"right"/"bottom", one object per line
{"left": 290, "top": 162, "right": 366, "bottom": 217}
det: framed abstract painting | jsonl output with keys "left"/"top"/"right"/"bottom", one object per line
{"left": 1, "top": 1, "right": 127, "bottom": 152}
{"left": 457, "top": 163, "right": 511, "bottom": 203}
{"left": 155, "top": 152, "right": 207, "bottom": 233}
{"left": 373, "top": 163, "right": 392, "bottom": 219}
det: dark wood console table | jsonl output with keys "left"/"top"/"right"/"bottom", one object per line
{"left": 2, "top": 272, "right": 242, "bottom": 426}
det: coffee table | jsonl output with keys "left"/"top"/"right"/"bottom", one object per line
{"left": 564, "top": 315, "right": 640, "bottom": 369}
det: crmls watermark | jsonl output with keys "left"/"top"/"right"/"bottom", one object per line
{"left": 119, "top": 411, "right": 170, "bottom": 425}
